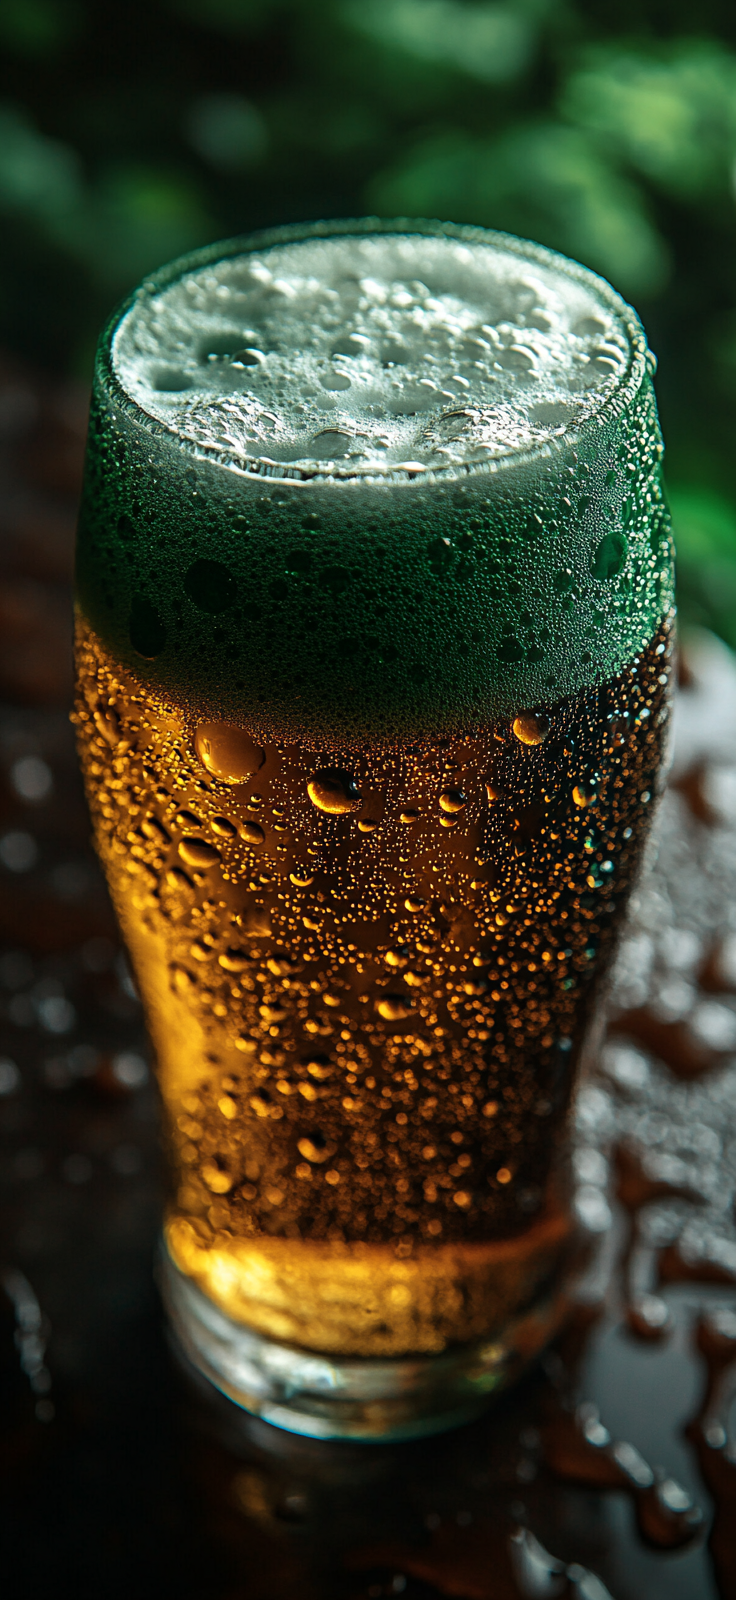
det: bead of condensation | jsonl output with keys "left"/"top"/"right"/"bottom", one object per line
{"left": 512, "top": 711, "right": 550, "bottom": 746}
{"left": 439, "top": 815, "right": 458, "bottom": 829}
{"left": 218, "top": 949, "right": 250, "bottom": 971}
{"left": 307, "top": 769, "right": 362, "bottom": 815}
{"left": 195, "top": 722, "right": 265, "bottom": 783}
{"left": 178, "top": 837, "right": 220, "bottom": 869}
{"left": 486, "top": 782, "right": 503, "bottom": 801}
{"left": 93, "top": 706, "right": 120, "bottom": 746}
{"left": 376, "top": 994, "right": 413, "bottom": 1020}
{"left": 211, "top": 816, "right": 237, "bottom": 837}
{"left": 358, "top": 819, "right": 378, "bottom": 832}
{"left": 573, "top": 782, "right": 596, "bottom": 807}
{"left": 240, "top": 820, "right": 265, "bottom": 845}
{"left": 400, "top": 809, "right": 420, "bottom": 824}
{"left": 439, "top": 789, "right": 467, "bottom": 813}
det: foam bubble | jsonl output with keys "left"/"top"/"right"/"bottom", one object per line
{"left": 112, "top": 232, "right": 632, "bottom": 478}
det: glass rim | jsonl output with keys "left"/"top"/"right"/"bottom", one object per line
{"left": 96, "top": 216, "right": 651, "bottom": 491}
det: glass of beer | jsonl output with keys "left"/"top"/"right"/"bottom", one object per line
{"left": 74, "top": 221, "right": 674, "bottom": 1439}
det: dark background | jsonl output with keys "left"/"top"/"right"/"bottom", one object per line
{"left": 1, "top": 0, "right": 736, "bottom": 643}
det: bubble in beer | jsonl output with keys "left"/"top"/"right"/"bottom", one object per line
{"left": 307, "top": 769, "right": 362, "bottom": 815}
{"left": 512, "top": 712, "right": 550, "bottom": 747}
{"left": 195, "top": 723, "right": 265, "bottom": 783}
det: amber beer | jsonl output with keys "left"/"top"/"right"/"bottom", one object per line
{"left": 75, "top": 221, "right": 674, "bottom": 1437}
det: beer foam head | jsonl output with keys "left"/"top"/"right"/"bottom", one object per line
{"left": 112, "top": 228, "right": 632, "bottom": 479}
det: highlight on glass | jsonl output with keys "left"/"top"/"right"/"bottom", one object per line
{"left": 73, "top": 220, "right": 674, "bottom": 1439}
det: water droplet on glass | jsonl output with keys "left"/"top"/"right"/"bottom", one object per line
{"left": 184, "top": 559, "right": 237, "bottom": 613}
{"left": 178, "top": 837, "right": 221, "bottom": 869}
{"left": 93, "top": 707, "right": 120, "bottom": 746}
{"left": 376, "top": 994, "right": 413, "bottom": 1021}
{"left": 297, "top": 1134, "right": 330, "bottom": 1164}
{"left": 202, "top": 1162, "right": 233, "bottom": 1194}
{"left": 307, "top": 769, "right": 362, "bottom": 815}
{"left": 218, "top": 948, "right": 251, "bottom": 972}
{"left": 195, "top": 723, "right": 265, "bottom": 783}
{"left": 358, "top": 819, "right": 378, "bottom": 833}
{"left": 129, "top": 595, "right": 166, "bottom": 658}
{"left": 290, "top": 869, "right": 314, "bottom": 886}
{"left": 573, "top": 782, "right": 596, "bottom": 808}
{"left": 404, "top": 896, "right": 427, "bottom": 913}
{"left": 240, "top": 820, "right": 265, "bottom": 846}
{"left": 439, "top": 789, "right": 467, "bottom": 813}
{"left": 400, "top": 809, "right": 420, "bottom": 824}
{"left": 211, "top": 816, "right": 237, "bottom": 838}
{"left": 512, "top": 712, "right": 550, "bottom": 747}
{"left": 591, "top": 530, "right": 628, "bottom": 581}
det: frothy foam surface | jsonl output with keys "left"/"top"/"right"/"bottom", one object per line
{"left": 112, "top": 231, "right": 632, "bottom": 478}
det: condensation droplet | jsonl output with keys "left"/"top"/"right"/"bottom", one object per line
{"left": 307, "top": 769, "right": 362, "bottom": 815}
{"left": 591, "top": 530, "right": 628, "bottom": 581}
{"left": 290, "top": 869, "right": 314, "bottom": 886}
{"left": 240, "top": 820, "right": 265, "bottom": 846}
{"left": 195, "top": 723, "right": 265, "bottom": 784}
{"left": 93, "top": 707, "right": 120, "bottom": 746}
{"left": 404, "top": 896, "right": 427, "bottom": 912}
{"left": 573, "top": 782, "right": 596, "bottom": 808}
{"left": 202, "top": 1163, "right": 233, "bottom": 1194}
{"left": 297, "top": 1135, "right": 330, "bottom": 1164}
{"left": 178, "top": 837, "right": 221, "bottom": 869}
{"left": 400, "top": 809, "right": 420, "bottom": 824}
{"left": 218, "top": 948, "right": 251, "bottom": 972}
{"left": 211, "top": 816, "right": 237, "bottom": 838}
{"left": 358, "top": 819, "right": 379, "bottom": 833}
{"left": 439, "top": 789, "right": 467, "bottom": 813}
{"left": 512, "top": 712, "right": 550, "bottom": 747}
{"left": 376, "top": 994, "right": 413, "bottom": 1021}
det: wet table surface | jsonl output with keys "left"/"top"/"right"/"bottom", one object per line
{"left": 2, "top": 353, "right": 736, "bottom": 1600}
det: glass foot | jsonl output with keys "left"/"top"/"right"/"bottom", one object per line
{"left": 160, "top": 1247, "right": 575, "bottom": 1442}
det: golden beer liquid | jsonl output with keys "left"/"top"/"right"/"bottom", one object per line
{"left": 74, "top": 610, "right": 672, "bottom": 1356}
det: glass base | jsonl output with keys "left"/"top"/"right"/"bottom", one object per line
{"left": 160, "top": 1246, "right": 577, "bottom": 1442}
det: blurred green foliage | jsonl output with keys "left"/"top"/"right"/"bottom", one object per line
{"left": 1, "top": 0, "right": 735, "bottom": 641}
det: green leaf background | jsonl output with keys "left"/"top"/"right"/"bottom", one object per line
{"left": 2, "top": 0, "right": 735, "bottom": 642}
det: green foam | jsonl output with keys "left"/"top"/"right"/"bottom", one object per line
{"left": 75, "top": 219, "right": 674, "bottom": 741}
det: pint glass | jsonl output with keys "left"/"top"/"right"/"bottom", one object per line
{"left": 74, "top": 221, "right": 674, "bottom": 1437}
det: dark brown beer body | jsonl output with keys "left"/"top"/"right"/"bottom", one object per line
{"left": 75, "top": 611, "right": 672, "bottom": 1355}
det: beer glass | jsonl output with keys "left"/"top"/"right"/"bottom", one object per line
{"left": 74, "top": 220, "right": 674, "bottom": 1438}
